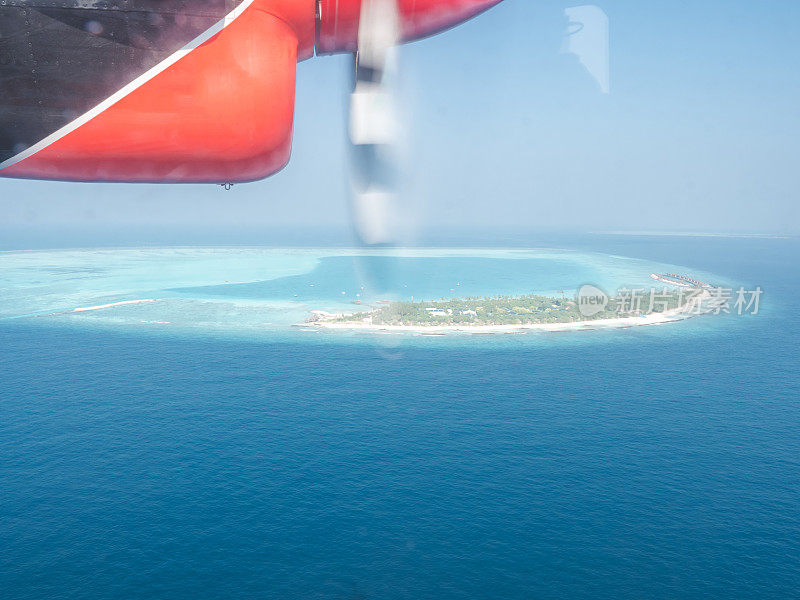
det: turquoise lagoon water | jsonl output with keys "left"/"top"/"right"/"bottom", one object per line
{"left": 1, "top": 235, "right": 798, "bottom": 599}
{"left": 0, "top": 246, "right": 726, "bottom": 341}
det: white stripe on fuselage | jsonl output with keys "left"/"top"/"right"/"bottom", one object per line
{"left": 0, "top": 0, "right": 258, "bottom": 172}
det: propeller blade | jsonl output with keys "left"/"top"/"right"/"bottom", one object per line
{"left": 348, "top": 0, "right": 401, "bottom": 248}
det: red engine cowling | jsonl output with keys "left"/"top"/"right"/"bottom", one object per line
{"left": 0, "top": 0, "right": 502, "bottom": 184}
{"left": 317, "top": 0, "right": 504, "bottom": 54}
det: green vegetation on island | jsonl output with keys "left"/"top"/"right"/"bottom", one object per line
{"left": 327, "top": 290, "right": 696, "bottom": 327}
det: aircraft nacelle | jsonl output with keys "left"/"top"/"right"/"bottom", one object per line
{"left": 0, "top": 0, "right": 501, "bottom": 184}
{"left": 317, "top": 0, "right": 503, "bottom": 53}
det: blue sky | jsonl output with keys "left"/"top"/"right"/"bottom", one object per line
{"left": 1, "top": 0, "right": 798, "bottom": 240}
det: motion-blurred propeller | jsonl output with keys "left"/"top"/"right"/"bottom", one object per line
{"left": 348, "top": 0, "right": 402, "bottom": 248}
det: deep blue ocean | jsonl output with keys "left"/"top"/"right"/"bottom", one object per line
{"left": 1, "top": 234, "right": 798, "bottom": 599}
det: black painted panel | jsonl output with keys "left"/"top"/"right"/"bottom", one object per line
{"left": 0, "top": 1, "right": 242, "bottom": 163}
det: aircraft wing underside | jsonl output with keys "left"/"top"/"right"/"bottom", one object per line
{"left": 0, "top": 0, "right": 303, "bottom": 183}
{"left": 0, "top": 0, "right": 501, "bottom": 184}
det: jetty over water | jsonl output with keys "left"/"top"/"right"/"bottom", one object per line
{"left": 650, "top": 272, "right": 711, "bottom": 288}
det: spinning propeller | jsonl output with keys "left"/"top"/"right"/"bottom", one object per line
{"left": 348, "top": 0, "right": 403, "bottom": 248}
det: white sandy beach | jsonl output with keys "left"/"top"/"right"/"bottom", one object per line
{"left": 305, "top": 296, "right": 709, "bottom": 335}
{"left": 70, "top": 299, "right": 158, "bottom": 313}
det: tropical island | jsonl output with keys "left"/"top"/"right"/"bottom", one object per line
{"left": 305, "top": 278, "right": 711, "bottom": 334}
